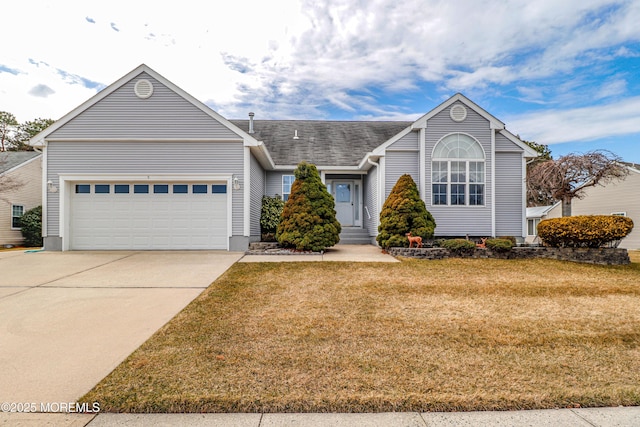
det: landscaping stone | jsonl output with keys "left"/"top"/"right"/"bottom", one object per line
{"left": 387, "top": 246, "right": 630, "bottom": 265}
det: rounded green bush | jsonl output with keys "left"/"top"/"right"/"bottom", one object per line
{"left": 486, "top": 238, "right": 514, "bottom": 252}
{"left": 20, "top": 205, "right": 43, "bottom": 247}
{"left": 537, "top": 215, "right": 633, "bottom": 248}
{"left": 260, "top": 195, "right": 285, "bottom": 241}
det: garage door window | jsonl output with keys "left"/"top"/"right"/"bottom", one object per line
{"left": 95, "top": 184, "right": 110, "bottom": 194}
{"left": 154, "top": 184, "right": 169, "bottom": 194}
{"left": 115, "top": 184, "right": 130, "bottom": 194}
{"left": 75, "top": 184, "right": 90, "bottom": 194}
{"left": 173, "top": 184, "right": 188, "bottom": 194}
{"left": 193, "top": 184, "right": 207, "bottom": 194}
{"left": 134, "top": 184, "right": 149, "bottom": 194}
{"left": 212, "top": 184, "right": 227, "bottom": 194}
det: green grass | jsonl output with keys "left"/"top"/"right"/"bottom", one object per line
{"left": 82, "top": 257, "right": 640, "bottom": 413}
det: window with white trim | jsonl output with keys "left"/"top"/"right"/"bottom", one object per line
{"left": 527, "top": 218, "right": 541, "bottom": 236}
{"left": 282, "top": 175, "right": 295, "bottom": 201}
{"left": 11, "top": 205, "right": 24, "bottom": 229}
{"left": 431, "top": 133, "right": 485, "bottom": 206}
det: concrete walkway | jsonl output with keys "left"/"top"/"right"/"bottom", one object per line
{"left": 1, "top": 246, "right": 638, "bottom": 426}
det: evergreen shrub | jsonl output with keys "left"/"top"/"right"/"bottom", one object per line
{"left": 537, "top": 215, "right": 633, "bottom": 248}
{"left": 441, "top": 238, "right": 476, "bottom": 251}
{"left": 377, "top": 174, "right": 436, "bottom": 248}
{"left": 20, "top": 205, "right": 43, "bottom": 247}
{"left": 276, "top": 162, "right": 341, "bottom": 251}
{"left": 486, "top": 238, "right": 514, "bottom": 252}
{"left": 260, "top": 195, "right": 285, "bottom": 241}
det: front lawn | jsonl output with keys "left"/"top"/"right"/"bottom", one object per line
{"left": 82, "top": 258, "right": 640, "bottom": 412}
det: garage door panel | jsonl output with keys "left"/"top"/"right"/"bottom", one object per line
{"left": 70, "top": 182, "right": 228, "bottom": 250}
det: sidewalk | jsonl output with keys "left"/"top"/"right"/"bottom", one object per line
{"left": 2, "top": 406, "right": 639, "bottom": 426}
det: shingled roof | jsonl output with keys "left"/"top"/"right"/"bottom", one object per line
{"left": 230, "top": 120, "right": 412, "bottom": 167}
{"left": 0, "top": 151, "right": 41, "bottom": 175}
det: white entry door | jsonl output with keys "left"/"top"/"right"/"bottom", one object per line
{"left": 334, "top": 182, "right": 354, "bottom": 226}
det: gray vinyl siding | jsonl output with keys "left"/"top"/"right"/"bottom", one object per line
{"left": 46, "top": 141, "right": 244, "bottom": 236}
{"left": 250, "top": 153, "right": 265, "bottom": 237}
{"left": 424, "top": 102, "right": 492, "bottom": 236}
{"left": 363, "top": 167, "right": 378, "bottom": 236}
{"left": 495, "top": 133, "right": 523, "bottom": 152}
{"left": 49, "top": 72, "right": 241, "bottom": 140}
{"left": 384, "top": 151, "right": 420, "bottom": 200}
{"left": 387, "top": 131, "right": 418, "bottom": 150}
{"left": 495, "top": 152, "right": 525, "bottom": 237}
{"left": 265, "top": 171, "right": 294, "bottom": 198}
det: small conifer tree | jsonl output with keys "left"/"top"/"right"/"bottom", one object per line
{"left": 276, "top": 161, "right": 342, "bottom": 251}
{"left": 377, "top": 174, "right": 436, "bottom": 248}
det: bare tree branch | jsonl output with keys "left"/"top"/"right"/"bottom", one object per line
{"left": 527, "top": 150, "right": 629, "bottom": 215}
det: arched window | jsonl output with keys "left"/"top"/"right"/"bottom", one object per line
{"left": 432, "top": 134, "right": 485, "bottom": 206}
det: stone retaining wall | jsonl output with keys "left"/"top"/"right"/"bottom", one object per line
{"left": 387, "top": 246, "right": 630, "bottom": 265}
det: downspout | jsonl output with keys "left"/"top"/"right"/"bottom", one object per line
{"left": 367, "top": 158, "right": 380, "bottom": 235}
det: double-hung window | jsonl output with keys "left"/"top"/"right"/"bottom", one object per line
{"left": 11, "top": 205, "right": 24, "bottom": 229}
{"left": 282, "top": 175, "right": 295, "bottom": 201}
{"left": 431, "top": 133, "right": 485, "bottom": 206}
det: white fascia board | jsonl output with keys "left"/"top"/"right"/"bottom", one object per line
{"left": 499, "top": 129, "right": 540, "bottom": 158}
{"left": 271, "top": 165, "right": 363, "bottom": 171}
{"left": 357, "top": 153, "right": 384, "bottom": 170}
{"left": 58, "top": 173, "right": 232, "bottom": 182}
{"left": 249, "top": 142, "right": 276, "bottom": 170}
{"left": 45, "top": 137, "right": 244, "bottom": 143}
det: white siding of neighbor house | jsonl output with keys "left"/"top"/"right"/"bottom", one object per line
{"left": 46, "top": 141, "right": 244, "bottom": 237}
{"left": 49, "top": 72, "right": 241, "bottom": 140}
{"left": 424, "top": 102, "right": 493, "bottom": 236}
{"left": 494, "top": 152, "right": 525, "bottom": 237}
{"left": 0, "top": 156, "right": 42, "bottom": 246}
{"left": 364, "top": 166, "right": 379, "bottom": 237}
{"left": 570, "top": 169, "right": 640, "bottom": 249}
{"left": 250, "top": 153, "right": 265, "bottom": 238}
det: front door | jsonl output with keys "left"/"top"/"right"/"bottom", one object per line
{"left": 334, "top": 182, "right": 354, "bottom": 226}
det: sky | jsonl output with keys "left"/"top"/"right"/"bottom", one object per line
{"left": 2, "top": 0, "right": 640, "bottom": 162}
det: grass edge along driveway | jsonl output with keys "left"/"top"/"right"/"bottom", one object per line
{"left": 82, "top": 256, "right": 640, "bottom": 413}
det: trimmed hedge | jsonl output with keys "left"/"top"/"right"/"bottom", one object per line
{"left": 537, "top": 215, "right": 633, "bottom": 248}
{"left": 440, "top": 238, "right": 476, "bottom": 251}
{"left": 486, "top": 238, "right": 514, "bottom": 252}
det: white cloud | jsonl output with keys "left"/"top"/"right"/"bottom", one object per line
{"left": 507, "top": 96, "right": 640, "bottom": 144}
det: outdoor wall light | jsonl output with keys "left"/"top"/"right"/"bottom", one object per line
{"left": 233, "top": 176, "right": 240, "bottom": 190}
{"left": 47, "top": 180, "right": 58, "bottom": 193}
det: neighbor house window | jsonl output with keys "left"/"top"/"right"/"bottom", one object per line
{"left": 282, "top": 175, "right": 295, "bottom": 201}
{"left": 11, "top": 205, "right": 24, "bottom": 229}
{"left": 611, "top": 212, "right": 626, "bottom": 216}
{"left": 431, "top": 133, "right": 485, "bottom": 206}
{"left": 527, "top": 218, "right": 541, "bottom": 236}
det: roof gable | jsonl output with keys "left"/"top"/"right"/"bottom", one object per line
{"left": 412, "top": 93, "right": 505, "bottom": 130}
{"left": 30, "top": 64, "right": 257, "bottom": 147}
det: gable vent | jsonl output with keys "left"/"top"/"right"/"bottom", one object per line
{"left": 134, "top": 79, "right": 154, "bottom": 99}
{"left": 450, "top": 104, "right": 467, "bottom": 122}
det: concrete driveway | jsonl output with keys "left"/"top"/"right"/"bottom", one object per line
{"left": 0, "top": 250, "right": 242, "bottom": 404}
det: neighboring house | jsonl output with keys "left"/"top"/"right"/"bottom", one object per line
{"left": 29, "top": 64, "right": 537, "bottom": 251}
{"left": 526, "top": 163, "right": 639, "bottom": 249}
{"left": 570, "top": 163, "right": 640, "bottom": 250}
{"left": 525, "top": 203, "right": 561, "bottom": 245}
{"left": 0, "top": 152, "right": 42, "bottom": 247}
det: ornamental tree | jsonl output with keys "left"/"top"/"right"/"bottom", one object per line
{"left": 377, "top": 174, "right": 436, "bottom": 248}
{"left": 276, "top": 161, "right": 341, "bottom": 251}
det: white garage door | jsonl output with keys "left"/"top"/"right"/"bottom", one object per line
{"left": 70, "top": 182, "right": 228, "bottom": 250}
